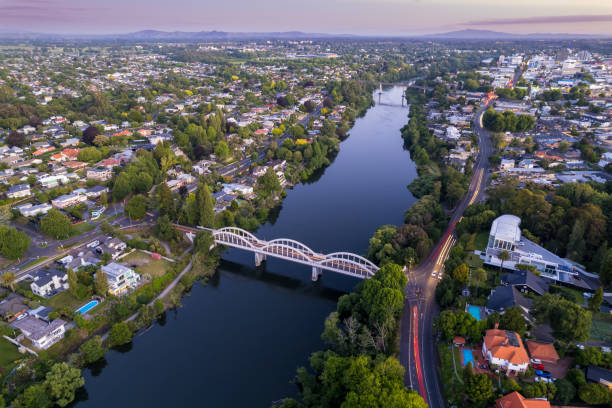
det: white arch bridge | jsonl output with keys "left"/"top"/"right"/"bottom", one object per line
{"left": 187, "top": 226, "right": 380, "bottom": 280}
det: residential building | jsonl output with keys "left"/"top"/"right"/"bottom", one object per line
{"left": 0, "top": 293, "right": 28, "bottom": 322}
{"left": 485, "top": 286, "right": 532, "bottom": 316}
{"left": 483, "top": 215, "right": 581, "bottom": 283}
{"left": 17, "top": 203, "right": 52, "bottom": 217}
{"left": 96, "top": 238, "right": 126, "bottom": 259}
{"left": 482, "top": 329, "right": 530, "bottom": 375}
{"left": 87, "top": 167, "right": 113, "bottom": 181}
{"left": 526, "top": 341, "right": 559, "bottom": 364}
{"left": 85, "top": 185, "right": 109, "bottom": 198}
{"left": 12, "top": 316, "right": 67, "bottom": 349}
{"left": 495, "top": 391, "right": 551, "bottom": 408}
{"left": 30, "top": 269, "right": 68, "bottom": 297}
{"left": 501, "top": 270, "right": 549, "bottom": 296}
{"left": 39, "top": 174, "right": 69, "bottom": 189}
{"left": 100, "top": 263, "right": 141, "bottom": 296}
{"left": 6, "top": 184, "right": 31, "bottom": 199}
{"left": 586, "top": 366, "right": 612, "bottom": 390}
{"left": 51, "top": 193, "right": 87, "bottom": 209}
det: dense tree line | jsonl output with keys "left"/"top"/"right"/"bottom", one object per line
{"left": 0, "top": 225, "right": 30, "bottom": 259}
{"left": 274, "top": 264, "right": 426, "bottom": 408}
{"left": 482, "top": 108, "right": 535, "bottom": 133}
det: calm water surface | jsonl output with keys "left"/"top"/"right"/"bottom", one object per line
{"left": 77, "top": 86, "right": 416, "bottom": 407}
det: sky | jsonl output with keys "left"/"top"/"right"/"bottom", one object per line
{"left": 0, "top": 0, "right": 611, "bottom": 35}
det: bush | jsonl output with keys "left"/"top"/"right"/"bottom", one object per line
{"left": 108, "top": 322, "right": 132, "bottom": 347}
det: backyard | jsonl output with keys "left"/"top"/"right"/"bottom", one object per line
{"left": 47, "top": 290, "right": 84, "bottom": 311}
{"left": 590, "top": 312, "right": 612, "bottom": 343}
{"left": 121, "top": 250, "right": 172, "bottom": 278}
{"left": 0, "top": 335, "right": 24, "bottom": 378}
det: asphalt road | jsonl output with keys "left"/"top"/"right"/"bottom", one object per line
{"left": 400, "top": 97, "right": 495, "bottom": 407}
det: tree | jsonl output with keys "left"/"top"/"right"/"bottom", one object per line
{"left": 14, "top": 384, "right": 51, "bottom": 408}
{"left": 125, "top": 194, "right": 147, "bottom": 220}
{"left": 108, "top": 322, "right": 132, "bottom": 346}
{"left": 256, "top": 167, "right": 282, "bottom": 197}
{"left": 214, "top": 141, "right": 230, "bottom": 161}
{"left": 499, "top": 306, "right": 527, "bottom": 336}
{"left": 67, "top": 269, "right": 78, "bottom": 297}
{"left": 463, "top": 364, "right": 494, "bottom": 406}
{"left": 1, "top": 271, "right": 15, "bottom": 292}
{"left": 44, "top": 362, "right": 84, "bottom": 407}
{"left": 6, "top": 130, "right": 25, "bottom": 147}
{"left": 157, "top": 182, "right": 174, "bottom": 217}
{"left": 40, "top": 209, "right": 73, "bottom": 239}
{"left": 80, "top": 336, "right": 105, "bottom": 364}
{"left": 0, "top": 225, "right": 31, "bottom": 259}
{"left": 195, "top": 183, "right": 214, "bottom": 228}
{"left": 94, "top": 270, "right": 109, "bottom": 296}
{"left": 81, "top": 125, "right": 99, "bottom": 145}
{"left": 498, "top": 250, "right": 510, "bottom": 273}
{"left": 452, "top": 263, "right": 469, "bottom": 285}
{"left": 600, "top": 248, "right": 612, "bottom": 286}
{"left": 533, "top": 294, "right": 592, "bottom": 341}
{"left": 554, "top": 378, "right": 576, "bottom": 404}
{"left": 471, "top": 267, "right": 487, "bottom": 297}
{"left": 578, "top": 383, "right": 611, "bottom": 405}
{"left": 589, "top": 286, "right": 603, "bottom": 312}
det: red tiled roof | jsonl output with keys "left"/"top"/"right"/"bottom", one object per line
{"left": 496, "top": 392, "right": 551, "bottom": 408}
{"left": 526, "top": 341, "right": 559, "bottom": 363}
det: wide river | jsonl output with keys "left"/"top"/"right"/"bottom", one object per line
{"left": 77, "top": 86, "right": 417, "bottom": 407}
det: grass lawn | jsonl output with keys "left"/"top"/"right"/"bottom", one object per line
{"left": 72, "top": 222, "right": 95, "bottom": 236}
{"left": 21, "top": 256, "right": 49, "bottom": 269}
{"left": 47, "top": 290, "right": 85, "bottom": 311}
{"left": 438, "top": 345, "right": 464, "bottom": 406}
{"left": 590, "top": 312, "right": 612, "bottom": 342}
{"left": 121, "top": 250, "right": 171, "bottom": 278}
{"left": 473, "top": 232, "right": 489, "bottom": 252}
{"left": 465, "top": 253, "right": 483, "bottom": 269}
{"left": 0, "top": 335, "right": 24, "bottom": 370}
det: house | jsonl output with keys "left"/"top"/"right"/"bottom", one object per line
{"left": 85, "top": 185, "right": 109, "bottom": 198}
{"left": 486, "top": 286, "right": 532, "bottom": 316}
{"left": 87, "top": 167, "right": 113, "bottom": 181}
{"left": 482, "top": 329, "right": 530, "bottom": 375}
{"left": 12, "top": 316, "right": 67, "bottom": 349}
{"left": 6, "top": 184, "right": 31, "bottom": 199}
{"left": 495, "top": 391, "right": 551, "bottom": 408}
{"left": 500, "top": 159, "right": 515, "bottom": 170}
{"left": 30, "top": 269, "right": 68, "bottom": 297}
{"left": 97, "top": 158, "right": 121, "bottom": 169}
{"left": 96, "top": 238, "right": 127, "bottom": 259}
{"left": 501, "top": 270, "right": 549, "bottom": 296}
{"left": 526, "top": 341, "right": 559, "bottom": 364}
{"left": 51, "top": 193, "right": 87, "bottom": 209}
{"left": 483, "top": 215, "right": 581, "bottom": 284}
{"left": 100, "top": 263, "right": 141, "bottom": 296}
{"left": 0, "top": 293, "right": 28, "bottom": 322}
{"left": 39, "top": 174, "right": 69, "bottom": 189}
{"left": 586, "top": 366, "right": 612, "bottom": 389}
{"left": 17, "top": 203, "right": 52, "bottom": 217}
{"left": 222, "top": 183, "right": 254, "bottom": 196}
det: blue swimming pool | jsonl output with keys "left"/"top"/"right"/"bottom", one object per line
{"left": 76, "top": 300, "right": 99, "bottom": 314}
{"left": 462, "top": 349, "right": 475, "bottom": 367}
{"left": 468, "top": 305, "right": 481, "bottom": 321}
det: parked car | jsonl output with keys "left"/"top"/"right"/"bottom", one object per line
{"left": 532, "top": 363, "right": 545, "bottom": 370}
{"left": 535, "top": 370, "right": 552, "bottom": 378}
{"left": 87, "top": 240, "right": 100, "bottom": 248}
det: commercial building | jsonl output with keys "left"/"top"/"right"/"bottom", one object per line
{"left": 482, "top": 215, "right": 581, "bottom": 283}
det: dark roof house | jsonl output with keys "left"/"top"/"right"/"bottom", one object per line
{"left": 486, "top": 286, "right": 533, "bottom": 315}
{"left": 501, "top": 270, "right": 549, "bottom": 295}
{"left": 0, "top": 293, "right": 28, "bottom": 322}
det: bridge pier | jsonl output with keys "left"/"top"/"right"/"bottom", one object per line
{"left": 254, "top": 252, "right": 266, "bottom": 267}
{"left": 312, "top": 266, "right": 322, "bottom": 281}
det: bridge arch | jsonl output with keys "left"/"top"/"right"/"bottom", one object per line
{"left": 212, "top": 230, "right": 258, "bottom": 250}
{"left": 266, "top": 238, "right": 318, "bottom": 257}
{"left": 260, "top": 242, "right": 313, "bottom": 263}
{"left": 215, "top": 227, "right": 260, "bottom": 244}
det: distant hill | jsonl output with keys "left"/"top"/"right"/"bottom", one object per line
{"left": 426, "top": 29, "right": 607, "bottom": 40}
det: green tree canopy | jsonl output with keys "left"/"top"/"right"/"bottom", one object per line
{"left": 40, "top": 209, "right": 73, "bottom": 239}
{"left": 44, "top": 362, "right": 84, "bottom": 407}
{"left": 125, "top": 194, "right": 147, "bottom": 220}
{"left": 0, "top": 225, "right": 30, "bottom": 259}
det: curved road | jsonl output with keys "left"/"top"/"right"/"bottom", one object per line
{"left": 400, "top": 95, "right": 495, "bottom": 407}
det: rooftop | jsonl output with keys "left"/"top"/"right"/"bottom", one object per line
{"left": 491, "top": 215, "right": 522, "bottom": 243}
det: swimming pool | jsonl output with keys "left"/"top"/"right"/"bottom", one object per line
{"left": 76, "top": 300, "right": 99, "bottom": 314}
{"left": 462, "top": 349, "right": 475, "bottom": 367}
{"left": 468, "top": 305, "right": 481, "bottom": 321}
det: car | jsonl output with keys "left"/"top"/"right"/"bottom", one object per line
{"left": 86, "top": 240, "right": 100, "bottom": 248}
{"left": 577, "top": 344, "right": 585, "bottom": 350}
{"left": 602, "top": 347, "right": 611, "bottom": 353}
{"left": 532, "top": 363, "right": 545, "bottom": 370}
{"left": 432, "top": 271, "right": 437, "bottom": 277}
{"left": 535, "top": 370, "right": 551, "bottom": 378}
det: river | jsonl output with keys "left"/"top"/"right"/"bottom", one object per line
{"left": 76, "top": 86, "right": 417, "bottom": 407}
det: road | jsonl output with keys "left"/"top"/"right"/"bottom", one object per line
{"left": 400, "top": 95, "right": 495, "bottom": 407}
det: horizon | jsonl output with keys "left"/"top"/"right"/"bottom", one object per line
{"left": 0, "top": 0, "right": 611, "bottom": 36}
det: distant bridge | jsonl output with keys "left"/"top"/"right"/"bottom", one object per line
{"left": 174, "top": 225, "right": 379, "bottom": 280}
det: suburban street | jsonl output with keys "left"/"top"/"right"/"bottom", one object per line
{"left": 400, "top": 97, "right": 495, "bottom": 407}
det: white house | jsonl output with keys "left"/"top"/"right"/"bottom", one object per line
{"left": 30, "top": 269, "right": 68, "bottom": 297}
{"left": 12, "top": 316, "right": 67, "bottom": 349}
{"left": 482, "top": 329, "right": 529, "bottom": 375}
{"left": 100, "top": 263, "right": 140, "bottom": 296}
{"left": 6, "top": 184, "right": 31, "bottom": 199}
